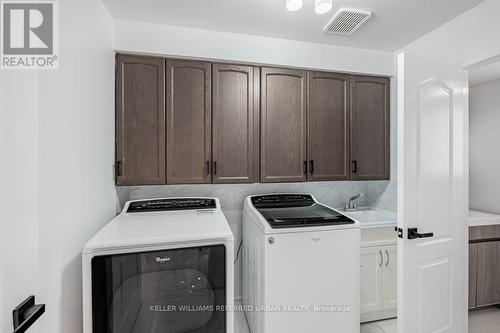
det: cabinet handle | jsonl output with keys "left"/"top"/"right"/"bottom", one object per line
{"left": 206, "top": 161, "right": 210, "bottom": 176}
{"left": 115, "top": 161, "right": 123, "bottom": 177}
{"left": 352, "top": 160, "right": 358, "bottom": 173}
{"left": 385, "top": 249, "right": 390, "bottom": 266}
{"left": 213, "top": 161, "right": 217, "bottom": 175}
{"left": 303, "top": 161, "right": 308, "bottom": 174}
{"left": 309, "top": 160, "right": 314, "bottom": 174}
{"left": 379, "top": 250, "right": 383, "bottom": 267}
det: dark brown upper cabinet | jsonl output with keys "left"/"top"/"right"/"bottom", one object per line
{"left": 307, "top": 71, "right": 350, "bottom": 181}
{"left": 166, "top": 59, "right": 212, "bottom": 184}
{"left": 260, "top": 67, "right": 307, "bottom": 183}
{"left": 115, "top": 54, "right": 391, "bottom": 186}
{"left": 350, "top": 75, "right": 390, "bottom": 180}
{"left": 115, "top": 55, "right": 166, "bottom": 185}
{"left": 212, "top": 64, "right": 259, "bottom": 184}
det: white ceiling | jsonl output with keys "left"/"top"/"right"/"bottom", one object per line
{"left": 469, "top": 59, "right": 500, "bottom": 87}
{"left": 102, "top": 0, "right": 485, "bottom": 51}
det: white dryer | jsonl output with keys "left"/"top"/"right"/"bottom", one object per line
{"left": 82, "top": 197, "right": 234, "bottom": 333}
{"left": 242, "top": 194, "right": 360, "bottom": 333}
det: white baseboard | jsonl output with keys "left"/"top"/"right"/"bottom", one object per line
{"left": 361, "top": 308, "right": 397, "bottom": 323}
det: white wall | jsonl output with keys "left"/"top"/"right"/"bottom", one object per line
{"left": 0, "top": 0, "right": 116, "bottom": 332}
{"left": 469, "top": 79, "right": 500, "bottom": 214}
{"left": 114, "top": 20, "right": 394, "bottom": 76}
{"left": 398, "top": 0, "right": 500, "bottom": 66}
{"left": 0, "top": 70, "right": 41, "bottom": 333}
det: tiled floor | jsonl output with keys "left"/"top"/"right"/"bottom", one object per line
{"left": 235, "top": 308, "right": 500, "bottom": 332}
{"left": 469, "top": 307, "right": 500, "bottom": 333}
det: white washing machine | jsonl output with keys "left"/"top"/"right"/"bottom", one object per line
{"left": 82, "top": 197, "right": 234, "bottom": 333}
{"left": 242, "top": 194, "right": 360, "bottom": 333}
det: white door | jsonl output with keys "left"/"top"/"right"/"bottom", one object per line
{"left": 382, "top": 245, "right": 397, "bottom": 310}
{"left": 397, "top": 52, "right": 468, "bottom": 333}
{"left": 360, "top": 247, "right": 383, "bottom": 313}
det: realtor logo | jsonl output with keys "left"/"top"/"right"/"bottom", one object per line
{"left": 1, "top": 1, "right": 58, "bottom": 69}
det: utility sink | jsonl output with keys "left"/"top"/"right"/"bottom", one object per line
{"left": 342, "top": 208, "right": 397, "bottom": 228}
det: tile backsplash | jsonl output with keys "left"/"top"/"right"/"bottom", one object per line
{"left": 116, "top": 180, "right": 394, "bottom": 213}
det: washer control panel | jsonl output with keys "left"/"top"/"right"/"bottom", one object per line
{"left": 127, "top": 198, "right": 216, "bottom": 213}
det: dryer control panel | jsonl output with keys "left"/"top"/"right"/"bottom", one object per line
{"left": 127, "top": 198, "right": 216, "bottom": 213}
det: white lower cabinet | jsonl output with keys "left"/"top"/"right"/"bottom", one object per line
{"left": 382, "top": 245, "right": 397, "bottom": 310}
{"left": 361, "top": 247, "right": 384, "bottom": 314}
{"left": 360, "top": 244, "right": 397, "bottom": 322}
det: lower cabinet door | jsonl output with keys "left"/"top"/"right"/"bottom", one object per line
{"left": 382, "top": 245, "right": 397, "bottom": 310}
{"left": 476, "top": 241, "right": 500, "bottom": 307}
{"left": 361, "top": 247, "right": 384, "bottom": 313}
{"left": 469, "top": 243, "right": 478, "bottom": 309}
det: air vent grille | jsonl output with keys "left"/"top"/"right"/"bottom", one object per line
{"left": 323, "top": 8, "right": 372, "bottom": 35}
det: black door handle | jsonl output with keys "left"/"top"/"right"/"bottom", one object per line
{"left": 303, "top": 161, "right": 307, "bottom": 174}
{"left": 13, "top": 296, "right": 45, "bottom": 333}
{"left": 408, "top": 228, "right": 434, "bottom": 240}
{"left": 309, "top": 160, "right": 314, "bottom": 174}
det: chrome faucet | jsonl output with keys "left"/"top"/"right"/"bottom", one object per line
{"left": 345, "top": 193, "right": 364, "bottom": 211}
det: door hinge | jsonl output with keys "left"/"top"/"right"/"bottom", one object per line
{"left": 395, "top": 227, "right": 403, "bottom": 239}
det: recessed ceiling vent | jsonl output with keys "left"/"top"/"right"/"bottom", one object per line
{"left": 323, "top": 8, "right": 372, "bottom": 35}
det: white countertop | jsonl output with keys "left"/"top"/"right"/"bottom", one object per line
{"left": 469, "top": 210, "right": 500, "bottom": 227}
{"left": 342, "top": 208, "right": 500, "bottom": 229}
{"left": 342, "top": 208, "right": 397, "bottom": 229}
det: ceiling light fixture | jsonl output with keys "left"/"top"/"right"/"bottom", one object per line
{"left": 286, "top": 0, "right": 303, "bottom": 12}
{"left": 315, "top": 0, "right": 332, "bottom": 14}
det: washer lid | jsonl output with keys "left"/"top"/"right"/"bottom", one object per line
{"left": 251, "top": 194, "right": 354, "bottom": 229}
{"left": 83, "top": 197, "right": 233, "bottom": 254}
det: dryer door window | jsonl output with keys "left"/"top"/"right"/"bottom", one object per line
{"left": 91, "top": 245, "right": 226, "bottom": 333}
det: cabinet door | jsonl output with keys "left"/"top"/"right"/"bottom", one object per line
{"left": 212, "top": 64, "right": 258, "bottom": 183}
{"left": 166, "top": 59, "right": 211, "bottom": 184}
{"left": 476, "top": 241, "right": 500, "bottom": 306}
{"left": 260, "top": 67, "right": 307, "bottom": 183}
{"left": 307, "top": 71, "right": 349, "bottom": 181}
{"left": 469, "top": 243, "right": 478, "bottom": 309}
{"left": 115, "top": 55, "right": 165, "bottom": 185}
{"left": 350, "top": 75, "right": 390, "bottom": 180}
{"left": 360, "top": 247, "right": 384, "bottom": 314}
{"left": 382, "top": 245, "right": 397, "bottom": 310}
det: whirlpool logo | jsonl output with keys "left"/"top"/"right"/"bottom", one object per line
{"left": 155, "top": 256, "right": 171, "bottom": 264}
{"left": 1, "top": 1, "right": 58, "bottom": 69}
